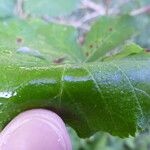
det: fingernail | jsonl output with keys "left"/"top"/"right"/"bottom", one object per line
{"left": 0, "top": 109, "right": 72, "bottom": 150}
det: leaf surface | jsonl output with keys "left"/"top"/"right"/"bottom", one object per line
{"left": 0, "top": 17, "right": 150, "bottom": 138}
{"left": 0, "top": 19, "right": 83, "bottom": 65}
{"left": 103, "top": 43, "right": 150, "bottom": 61}
{"left": 83, "top": 15, "right": 136, "bottom": 62}
{"left": 0, "top": 60, "right": 150, "bottom": 137}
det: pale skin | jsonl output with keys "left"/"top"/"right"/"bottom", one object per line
{"left": 0, "top": 109, "right": 72, "bottom": 150}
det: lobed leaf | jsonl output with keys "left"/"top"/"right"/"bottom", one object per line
{"left": 0, "top": 14, "right": 149, "bottom": 138}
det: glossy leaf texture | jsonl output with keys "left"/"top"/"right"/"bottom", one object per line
{"left": 0, "top": 60, "right": 150, "bottom": 137}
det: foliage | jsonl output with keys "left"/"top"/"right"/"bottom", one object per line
{"left": 0, "top": 0, "right": 150, "bottom": 149}
{"left": 83, "top": 15, "right": 136, "bottom": 62}
{"left": 1, "top": 58, "right": 150, "bottom": 138}
{"left": 69, "top": 127, "right": 150, "bottom": 150}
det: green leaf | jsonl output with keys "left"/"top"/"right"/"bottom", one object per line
{"left": 0, "top": 60, "right": 150, "bottom": 137}
{"left": 24, "top": 0, "right": 81, "bottom": 17}
{"left": 0, "top": 0, "right": 15, "bottom": 18}
{"left": 83, "top": 15, "right": 136, "bottom": 62}
{"left": 0, "top": 19, "right": 84, "bottom": 64}
{"left": 0, "top": 12, "right": 149, "bottom": 139}
{"left": 134, "top": 14, "right": 150, "bottom": 49}
{"left": 103, "top": 43, "right": 150, "bottom": 61}
{"left": 130, "top": 51, "right": 150, "bottom": 60}
{"left": 103, "top": 43, "right": 143, "bottom": 60}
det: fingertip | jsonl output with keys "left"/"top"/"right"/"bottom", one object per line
{"left": 0, "top": 109, "right": 72, "bottom": 150}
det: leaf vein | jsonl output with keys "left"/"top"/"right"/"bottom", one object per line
{"left": 82, "top": 65, "right": 118, "bottom": 132}
{"left": 112, "top": 62, "right": 144, "bottom": 123}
